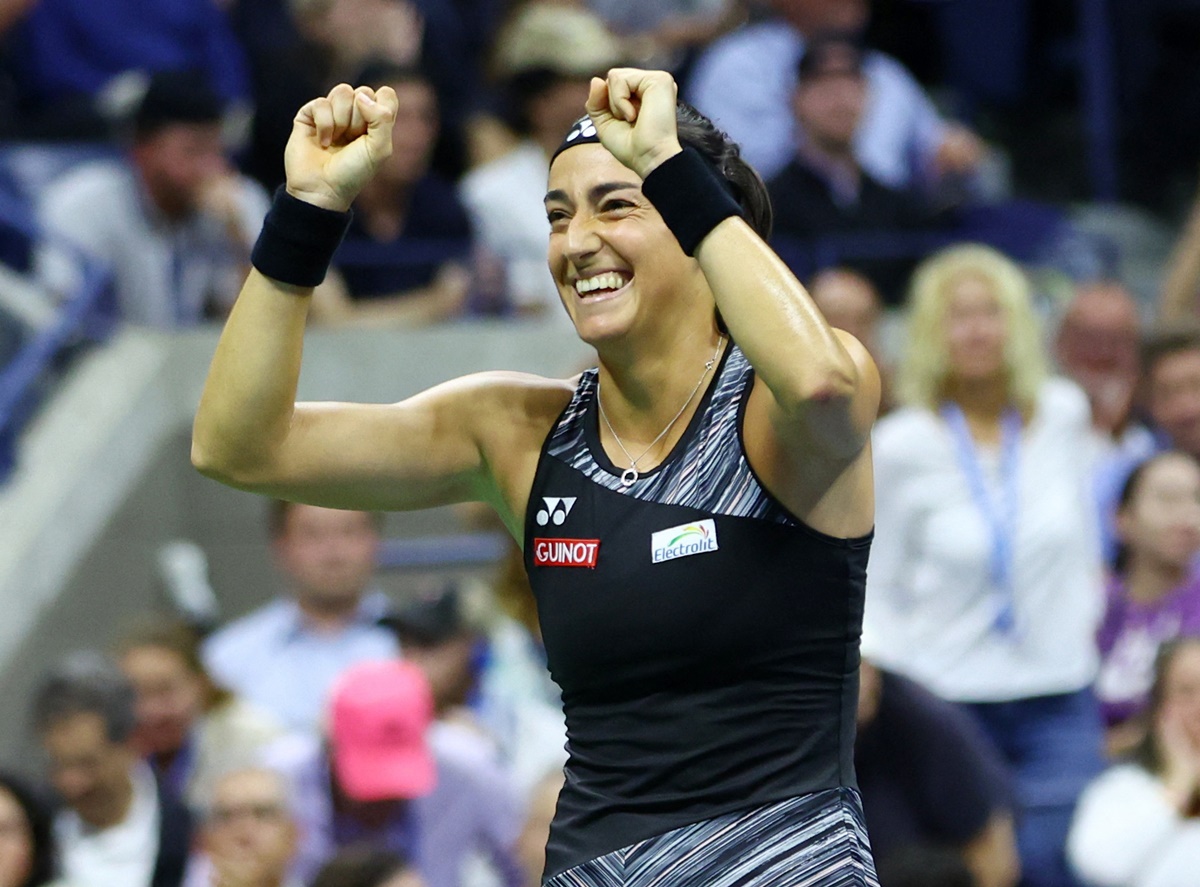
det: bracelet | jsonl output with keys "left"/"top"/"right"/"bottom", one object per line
{"left": 640, "top": 148, "right": 743, "bottom": 256}
{"left": 250, "top": 187, "right": 353, "bottom": 288}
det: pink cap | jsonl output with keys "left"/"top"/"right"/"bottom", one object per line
{"left": 328, "top": 660, "right": 436, "bottom": 801}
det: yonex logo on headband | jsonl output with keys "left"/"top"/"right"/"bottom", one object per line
{"left": 552, "top": 116, "right": 603, "bottom": 162}
{"left": 564, "top": 117, "right": 597, "bottom": 143}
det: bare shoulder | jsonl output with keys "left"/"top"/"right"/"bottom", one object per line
{"left": 446, "top": 369, "right": 580, "bottom": 533}
{"left": 443, "top": 369, "right": 578, "bottom": 427}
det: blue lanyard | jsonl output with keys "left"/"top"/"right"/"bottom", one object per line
{"left": 151, "top": 731, "right": 195, "bottom": 800}
{"left": 941, "top": 403, "right": 1022, "bottom": 634}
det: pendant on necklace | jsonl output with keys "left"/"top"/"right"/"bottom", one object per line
{"left": 620, "top": 467, "right": 638, "bottom": 487}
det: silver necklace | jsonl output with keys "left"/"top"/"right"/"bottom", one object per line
{"left": 598, "top": 338, "right": 725, "bottom": 487}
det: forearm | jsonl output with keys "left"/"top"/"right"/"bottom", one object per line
{"left": 191, "top": 270, "right": 311, "bottom": 483}
{"left": 696, "top": 218, "right": 859, "bottom": 410}
{"left": 962, "top": 812, "right": 1021, "bottom": 887}
{"left": 1159, "top": 195, "right": 1200, "bottom": 323}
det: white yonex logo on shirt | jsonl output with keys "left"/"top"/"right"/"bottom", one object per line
{"left": 536, "top": 497, "right": 577, "bottom": 526}
{"left": 651, "top": 519, "right": 719, "bottom": 564}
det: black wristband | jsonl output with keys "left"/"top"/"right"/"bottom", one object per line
{"left": 250, "top": 187, "right": 353, "bottom": 288}
{"left": 640, "top": 147, "right": 743, "bottom": 256}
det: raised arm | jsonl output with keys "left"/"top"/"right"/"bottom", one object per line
{"left": 191, "top": 84, "right": 541, "bottom": 526}
{"left": 1159, "top": 185, "right": 1200, "bottom": 324}
{"left": 587, "top": 69, "right": 878, "bottom": 532}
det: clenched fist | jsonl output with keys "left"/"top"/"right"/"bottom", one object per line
{"left": 585, "top": 68, "right": 682, "bottom": 180}
{"left": 283, "top": 83, "right": 399, "bottom": 212}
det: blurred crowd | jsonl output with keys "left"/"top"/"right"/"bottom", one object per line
{"left": 5, "top": 1, "right": 1200, "bottom": 887}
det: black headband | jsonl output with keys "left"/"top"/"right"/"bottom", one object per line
{"left": 550, "top": 113, "right": 741, "bottom": 202}
{"left": 551, "top": 115, "right": 602, "bottom": 164}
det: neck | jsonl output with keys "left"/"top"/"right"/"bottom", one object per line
{"left": 1125, "top": 556, "right": 1188, "bottom": 605}
{"left": 357, "top": 181, "right": 410, "bottom": 235}
{"left": 943, "top": 374, "right": 1011, "bottom": 419}
{"left": 88, "top": 773, "right": 135, "bottom": 831}
{"left": 800, "top": 136, "right": 856, "bottom": 168}
{"left": 597, "top": 329, "right": 725, "bottom": 456}
{"left": 296, "top": 596, "right": 361, "bottom": 632}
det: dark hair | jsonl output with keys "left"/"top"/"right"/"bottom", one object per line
{"left": 1140, "top": 324, "right": 1200, "bottom": 383}
{"left": 503, "top": 67, "right": 573, "bottom": 134}
{"left": 133, "top": 70, "right": 224, "bottom": 139}
{"left": 797, "top": 30, "right": 866, "bottom": 80}
{"left": 675, "top": 101, "right": 772, "bottom": 241}
{"left": 31, "top": 651, "right": 137, "bottom": 743}
{"left": 1131, "top": 636, "right": 1200, "bottom": 776}
{"left": 1112, "top": 454, "right": 1156, "bottom": 574}
{"left": 1112, "top": 450, "right": 1200, "bottom": 573}
{"left": 309, "top": 845, "right": 413, "bottom": 887}
{"left": 114, "top": 615, "right": 230, "bottom": 711}
{"left": 0, "top": 770, "right": 57, "bottom": 887}
{"left": 875, "top": 844, "right": 976, "bottom": 887}
{"left": 267, "top": 500, "right": 384, "bottom": 538}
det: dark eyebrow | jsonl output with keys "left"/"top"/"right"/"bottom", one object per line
{"left": 543, "top": 181, "right": 640, "bottom": 207}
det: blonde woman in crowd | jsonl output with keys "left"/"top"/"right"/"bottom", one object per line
{"left": 865, "top": 244, "right": 1106, "bottom": 887}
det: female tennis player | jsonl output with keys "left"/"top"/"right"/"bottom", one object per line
{"left": 193, "top": 67, "right": 880, "bottom": 885}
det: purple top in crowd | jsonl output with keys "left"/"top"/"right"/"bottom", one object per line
{"left": 263, "top": 725, "right": 525, "bottom": 887}
{"left": 1095, "top": 574, "right": 1200, "bottom": 726}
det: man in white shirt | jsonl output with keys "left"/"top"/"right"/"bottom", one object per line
{"left": 203, "top": 501, "right": 398, "bottom": 733}
{"left": 33, "top": 652, "right": 193, "bottom": 887}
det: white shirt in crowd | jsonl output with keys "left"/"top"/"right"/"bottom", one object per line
{"left": 459, "top": 141, "right": 572, "bottom": 323}
{"left": 37, "top": 161, "right": 269, "bottom": 328}
{"left": 55, "top": 761, "right": 160, "bottom": 887}
{"left": 864, "top": 377, "right": 1105, "bottom": 701}
{"left": 1067, "top": 763, "right": 1200, "bottom": 887}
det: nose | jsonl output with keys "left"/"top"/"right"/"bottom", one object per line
{"left": 564, "top": 211, "right": 601, "bottom": 263}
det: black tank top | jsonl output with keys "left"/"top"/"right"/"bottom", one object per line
{"left": 524, "top": 344, "right": 871, "bottom": 877}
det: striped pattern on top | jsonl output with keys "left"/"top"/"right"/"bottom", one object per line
{"left": 543, "top": 788, "right": 879, "bottom": 887}
{"left": 546, "top": 346, "right": 796, "bottom": 524}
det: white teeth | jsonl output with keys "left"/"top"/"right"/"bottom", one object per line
{"left": 574, "top": 272, "right": 628, "bottom": 295}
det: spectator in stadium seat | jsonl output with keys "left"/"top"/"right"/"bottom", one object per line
{"left": 385, "top": 581, "right": 566, "bottom": 800}
{"left": 1054, "top": 282, "right": 1150, "bottom": 455}
{"left": 1095, "top": 451, "right": 1200, "bottom": 756}
{"left": 1068, "top": 637, "right": 1200, "bottom": 887}
{"left": 32, "top": 652, "right": 193, "bottom": 887}
{"left": 865, "top": 244, "right": 1106, "bottom": 887}
{"left": 115, "top": 617, "right": 285, "bottom": 812}
{"left": 1094, "top": 326, "right": 1200, "bottom": 563}
{"left": 808, "top": 267, "right": 894, "bottom": 413}
{"left": 239, "top": 0, "right": 475, "bottom": 192}
{"left": 459, "top": 2, "right": 623, "bottom": 318}
{"left": 264, "top": 660, "right": 523, "bottom": 887}
{"left": 855, "top": 660, "right": 1019, "bottom": 887}
{"left": 35, "top": 71, "right": 269, "bottom": 328}
{"left": 767, "top": 33, "right": 941, "bottom": 304}
{"left": 313, "top": 64, "right": 473, "bottom": 326}
{"left": 685, "top": 0, "right": 985, "bottom": 190}
{"left": 181, "top": 768, "right": 303, "bottom": 887}
{"left": 202, "top": 501, "right": 397, "bottom": 733}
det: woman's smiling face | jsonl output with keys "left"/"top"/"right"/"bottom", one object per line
{"left": 545, "top": 143, "right": 698, "bottom": 344}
